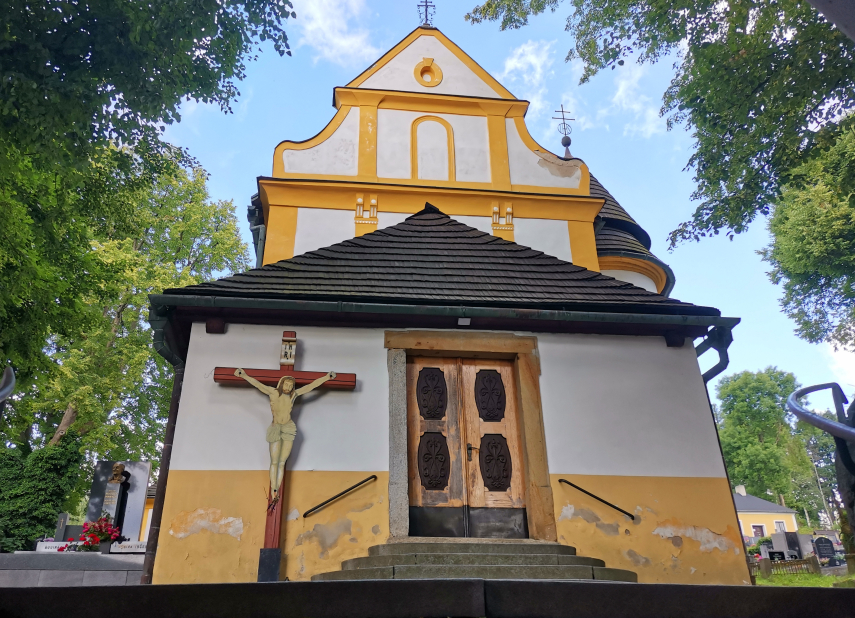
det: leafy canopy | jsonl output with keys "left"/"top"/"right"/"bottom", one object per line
{"left": 465, "top": 0, "right": 855, "bottom": 246}
{"left": 716, "top": 367, "right": 838, "bottom": 525}
{"left": 762, "top": 129, "right": 855, "bottom": 347}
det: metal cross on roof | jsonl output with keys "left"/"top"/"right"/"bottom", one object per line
{"left": 418, "top": 0, "right": 436, "bottom": 26}
{"left": 552, "top": 104, "right": 576, "bottom": 157}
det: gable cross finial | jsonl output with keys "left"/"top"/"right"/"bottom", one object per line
{"left": 418, "top": 0, "right": 436, "bottom": 26}
{"left": 552, "top": 104, "right": 576, "bottom": 158}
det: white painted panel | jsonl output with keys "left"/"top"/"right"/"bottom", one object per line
{"left": 293, "top": 208, "right": 354, "bottom": 256}
{"left": 513, "top": 218, "right": 572, "bottom": 262}
{"left": 538, "top": 333, "right": 726, "bottom": 478}
{"left": 378, "top": 110, "right": 491, "bottom": 183}
{"left": 506, "top": 119, "right": 582, "bottom": 189}
{"left": 377, "top": 212, "right": 410, "bottom": 229}
{"left": 601, "top": 269, "right": 658, "bottom": 293}
{"left": 283, "top": 107, "right": 359, "bottom": 176}
{"left": 455, "top": 215, "right": 493, "bottom": 235}
{"left": 450, "top": 115, "right": 490, "bottom": 183}
{"left": 377, "top": 109, "right": 412, "bottom": 179}
{"left": 417, "top": 121, "right": 449, "bottom": 180}
{"left": 360, "top": 35, "right": 500, "bottom": 98}
{"left": 172, "top": 324, "right": 389, "bottom": 472}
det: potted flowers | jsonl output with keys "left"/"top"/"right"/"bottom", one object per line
{"left": 56, "top": 517, "right": 121, "bottom": 553}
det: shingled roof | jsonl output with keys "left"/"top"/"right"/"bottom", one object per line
{"left": 166, "top": 205, "right": 717, "bottom": 316}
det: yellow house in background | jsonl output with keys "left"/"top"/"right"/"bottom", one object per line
{"left": 733, "top": 485, "right": 798, "bottom": 542}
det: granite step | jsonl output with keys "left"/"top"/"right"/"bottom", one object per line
{"left": 342, "top": 553, "right": 605, "bottom": 570}
{"left": 312, "top": 564, "right": 637, "bottom": 582}
{"left": 369, "top": 542, "right": 577, "bottom": 557}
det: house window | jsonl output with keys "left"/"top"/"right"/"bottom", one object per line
{"left": 774, "top": 520, "right": 786, "bottom": 533}
{"left": 752, "top": 525, "right": 766, "bottom": 537}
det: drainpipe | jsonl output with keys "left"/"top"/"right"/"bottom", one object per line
{"left": 250, "top": 224, "right": 266, "bottom": 269}
{"left": 141, "top": 307, "right": 186, "bottom": 584}
{"left": 695, "top": 324, "right": 735, "bottom": 384}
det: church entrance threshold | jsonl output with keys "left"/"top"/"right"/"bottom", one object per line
{"left": 407, "top": 357, "right": 527, "bottom": 538}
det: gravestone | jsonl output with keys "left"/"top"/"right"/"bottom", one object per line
{"left": 815, "top": 537, "right": 836, "bottom": 560}
{"left": 768, "top": 551, "right": 786, "bottom": 561}
{"left": 85, "top": 461, "right": 150, "bottom": 541}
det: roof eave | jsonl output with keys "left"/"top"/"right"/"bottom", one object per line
{"left": 149, "top": 293, "right": 737, "bottom": 329}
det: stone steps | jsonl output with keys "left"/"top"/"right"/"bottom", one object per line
{"left": 369, "top": 541, "right": 577, "bottom": 557}
{"left": 311, "top": 540, "right": 637, "bottom": 583}
{"left": 312, "top": 564, "right": 636, "bottom": 582}
{"left": 342, "top": 553, "right": 605, "bottom": 569}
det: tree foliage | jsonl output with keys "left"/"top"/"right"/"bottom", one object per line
{"left": 762, "top": 129, "right": 855, "bottom": 347}
{"left": 465, "top": 0, "right": 855, "bottom": 246}
{"left": 0, "top": 0, "right": 293, "bottom": 380}
{"left": 716, "top": 368, "right": 839, "bottom": 526}
{"left": 0, "top": 431, "right": 84, "bottom": 551}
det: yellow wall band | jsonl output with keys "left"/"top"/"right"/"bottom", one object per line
{"left": 598, "top": 255, "right": 668, "bottom": 294}
{"left": 263, "top": 205, "right": 298, "bottom": 264}
{"left": 568, "top": 220, "right": 601, "bottom": 272}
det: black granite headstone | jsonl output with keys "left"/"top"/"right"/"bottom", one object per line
{"left": 768, "top": 551, "right": 786, "bottom": 561}
{"left": 85, "top": 461, "right": 151, "bottom": 541}
{"left": 815, "top": 536, "right": 835, "bottom": 559}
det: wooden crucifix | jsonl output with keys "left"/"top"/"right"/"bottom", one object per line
{"left": 214, "top": 331, "right": 356, "bottom": 553}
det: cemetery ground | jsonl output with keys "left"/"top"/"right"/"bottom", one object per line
{"left": 757, "top": 573, "right": 854, "bottom": 587}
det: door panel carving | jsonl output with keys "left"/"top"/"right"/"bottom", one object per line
{"left": 416, "top": 367, "right": 447, "bottom": 419}
{"left": 417, "top": 433, "right": 451, "bottom": 490}
{"left": 479, "top": 434, "right": 512, "bottom": 491}
{"left": 474, "top": 369, "right": 506, "bottom": 421}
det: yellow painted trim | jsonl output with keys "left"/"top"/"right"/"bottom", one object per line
{"left": 346, "top": 27, "right": 516, "bottom": 100}
{"left": 487, "top": 115, "right": 512, "bottom": 191}
{"left": 567, "top": 221, "right": 600, "bottom": 271}
{"left": 336, "top": 88, "right": 529, "bottom": 118}
{"left": 411, "top": 116, "right": 455, "bottom": 182}
{"left": 258, "top": 179, "right": 604, "bottom": 222}
{"left": 492, "top": 224, "right": 514, "bottom": 241}
{"left": 273, "top": 106, "right": 354, "bottom": 178}
{"left": 598, "top": 255, "right": 668, "bottom": 294}
{"left": 263, "top": 205, "right": 298, "bottom": 264}
{"left": 511, "top": 117, "right": 591, "bottom": 196}
{"left": 358, "top": 104, "right": 378, "bottom": 181}
{"left": 355, "top": 220, "right": 378, "bottom": 236}
{"left": 414, "top": 58, "right": 443, "bottom": 87}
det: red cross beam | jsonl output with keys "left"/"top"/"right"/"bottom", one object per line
{"left": 213, "top": 367, "right": 356, "bottom": 390}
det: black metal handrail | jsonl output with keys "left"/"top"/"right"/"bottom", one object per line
{"left": 787, "top": 382, "right": 855, "bottom": 475}
{"left": 303, "top": 475, "right": 378, "bottom": 518}
{"left": 558, "top": 479, "right": 635, "bottom": 521}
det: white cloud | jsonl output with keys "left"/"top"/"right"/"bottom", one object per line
{"left": 499, "top": 41, "right": 555, "bottom": 118}
{"left": 609, "top": 63, "right": 665, "bottom": 138}
{"left": 296, "top": 0, "right": 380, "bottom": 68}
{"left": 824, "top": 344, "right": 855, "bottom": 392}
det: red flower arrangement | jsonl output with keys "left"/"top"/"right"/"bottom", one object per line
{"left": 56, "top": 517, "right": 121, "bottom": 552}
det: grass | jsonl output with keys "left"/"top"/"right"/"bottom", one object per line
{"left": 756, "top": 573, "right": 852, "bottom": 587}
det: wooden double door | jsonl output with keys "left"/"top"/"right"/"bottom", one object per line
{"left": 407, "top": 357, "right": 528, "bottom": 538}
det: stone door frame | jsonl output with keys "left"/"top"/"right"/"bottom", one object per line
{"left": 386, "top": 330, "right": 557, "bottom": 541}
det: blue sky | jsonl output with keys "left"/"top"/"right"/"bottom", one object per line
{"left": 162, "top": 0, "right": 854, "bottom": 407}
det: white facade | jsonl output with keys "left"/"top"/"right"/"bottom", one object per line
{"left": 282, "top": 107, "right": 359, "bottom": 176}
{"left": 174, "top": 324, "right": 724, "bottom": 481}
{"left": 359, "top": 35, "right": 502, "bottom": 98}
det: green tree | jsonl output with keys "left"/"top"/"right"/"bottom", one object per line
{"left": 795, "top": 415, "right": 839, "bottom": 527}
{"left": 715, "top": 368, "right": 817, "bottom": 516}
{"left": 761, "top": 129, "right": 855, "bottom": 347}
{"left": 2, "top": 159, "right": 250, "bottom": 459}
{"left": 1, "top": 0, "right": 294, "bottom": 380}
{"left": 465, "top": 0, "right": 855, "bottom": 245}
{"left": 0, "top": 432, "right": 84, "bottom": 551}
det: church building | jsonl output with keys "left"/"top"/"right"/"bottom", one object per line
{"left": 146, "top": 26, "right": 747, "bottom": 586}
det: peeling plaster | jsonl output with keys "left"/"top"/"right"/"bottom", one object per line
{"left": 624, "top": 549, "right": 651, "bottom": 567}
{"left": 286, "top": 509, "right": 300, "bottom": 521}
{"left": 168, "top": 508, "right": 244, "bottom": 541}
{"left": 371, "top": 525, "right": 381, "bottom": 535}
{"left": 652, "top": 522, "right": 738, "bottom": 554}
{"left": 596, "top": 522, "right": 620, "bottom": 536}
{"left": 534, "top": 152, "right": 583, "bottom": 178}
{"left": 295, "top": 518, "right": 353, "bottom": 559}
{"left": 671, "top": 536, "right": 683, "bottom": 548}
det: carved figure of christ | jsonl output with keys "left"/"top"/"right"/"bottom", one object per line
{"left": 234, "top": 368, "right": 336, "bottom": 504}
